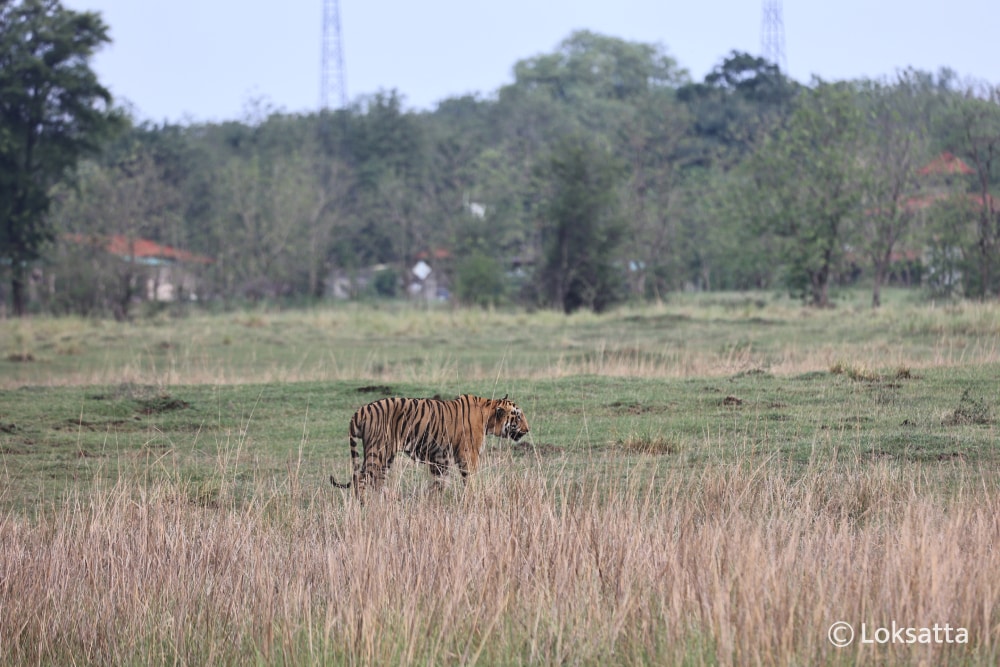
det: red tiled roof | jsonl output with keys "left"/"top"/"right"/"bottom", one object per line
{"left": 64, "top": 234, "right": 213, "bottom": 264}
{"left": 900, "top": 192, "right": 998, "bottom": 212}
{"left": 415, "top": 248, "right": 451, "bottom": 261}
{"left": 917, "top": 152, "right": 974, "bottom": 176}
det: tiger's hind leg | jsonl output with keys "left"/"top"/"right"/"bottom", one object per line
{"left": 353, "top": 466, "right": 386, "bottom": 503}
{"left": 356, "top": 451, "right": 397, "bottom": 502}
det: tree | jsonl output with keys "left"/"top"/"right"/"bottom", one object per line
{"left": 342, "top": 91, "right": 430, "bottom": 271}
{"left": 511, "top": 30, "right": 686, "bottom": 105}
{"left": 454, "top": 251, "right": 506, "bottom": 308}
{"left": 702, "top": 51, "right": 796, "bottom": 106}
{"left": 856, "top": 73, "right": 930, "bottom": 308}
{"left": 685, "top": 166, "right": 778, "bottom": 291}
{"left": 48, "top": 151, "right": 181, "bottom": 319}
{"left": 0, "top": 0, "right": 119, "bottom": 315}
{"left": 951, "top": 84, "right": 1000, "bottom": 297}
{"left": 211, "top": 150, "right": 329, "bottom": 300}
{"left": 619, "top": 89, "right": 693, "bottom": 297}
{"left": 677, "top": 51, "right": 798, "bottom": 167}
{"left": 749, "top": 82, "right": 865, "bottom": 307}
{"left": 502, "top": 30, "right": 687, "bottom": 158}
{"left": 538, "top": 135, "right": 625, "bottom": 313}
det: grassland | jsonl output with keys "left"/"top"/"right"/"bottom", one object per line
{"left": 1, "top": 289, "right": 999, "bottom": 665}
{"left": 2, "top": 289, "right": 998, "bottom": 388}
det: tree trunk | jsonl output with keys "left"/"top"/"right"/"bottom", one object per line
{"left": 11, "top": 273, "right": 27, "bottom": 317}
{"left": 979, "top": 217, "right": 991, "bottom": 298}
{"left": 811, "top": 265, "right": 830, "bottom": 308}
{"left": 872, "top": 266, "right": 884, "bottom": 309}
{"left": 872, "top": 248, "right": 892, "bottom": 309}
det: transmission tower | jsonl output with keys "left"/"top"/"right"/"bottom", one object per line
{"left": 321, "top": 0, "right": 347, "bottom": 110}
{"left": 761, "top": 0, "right": 787, "bottom": 72}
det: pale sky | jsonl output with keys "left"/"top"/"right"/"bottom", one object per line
{"left": 62, "top": 0, "right": 999, "bottom": 125}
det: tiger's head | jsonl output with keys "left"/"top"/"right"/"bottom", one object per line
{"left": 489, "top": 395, "right": 530, "bottom": 442}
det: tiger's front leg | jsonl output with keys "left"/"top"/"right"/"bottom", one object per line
{"left": 457, "top": 445, "right": 482, "bottom": 484}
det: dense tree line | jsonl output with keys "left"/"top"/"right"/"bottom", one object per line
{"left": 3, "top": 1, "right": 1000, "bottom": 317}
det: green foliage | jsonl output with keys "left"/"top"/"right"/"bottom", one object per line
{"left": 677, "top": 51, "right": 798, "bottom": 166}
{"left": 854, "top": 73, "right": 932, "bottom": 307}
{"left": 944, "top": 87, "right": 1000, "bottom": 297}
{"left": 453, "top": 251, "right": 506, "bottom": 307}
{"left": 349, "top": 90, "right": 426, "bottom": 190}
{"left": 538, "top": 135, "right": 626, "bottom": 313}
{"left": 4, "top": 20, "right": 999, "bottom": 316}
{"left": 748, "top": 82, "right": 866, "bottom": 306}
{"left": 703, "top": 51, "right": 793, "bottom": 103}
{"left": 372, "top": 266, "right": 398, "bottom": 298}
{"left": 47, "top": 152, "right": 183, "bottom": 319}
{"left": 511, "top": 30, "right": 686, "bottom": 104}
{"left": 0, "top": 0, "right": 120, "bottom": 315}
{"left": 922, "top": 195, "right": 974, "bottom": 298}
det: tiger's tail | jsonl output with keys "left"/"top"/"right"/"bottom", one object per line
{"left": 330, "top": 411, "right": 363, "bottom": 489}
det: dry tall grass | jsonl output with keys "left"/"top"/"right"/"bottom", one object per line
{"left": 2, "top": 454, "right": 997, "bottom": 665}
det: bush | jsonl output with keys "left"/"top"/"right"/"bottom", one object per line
{"left": 372, "top": 268, "right": 399, "bottom": 298}
{"left": 454, "top": 252, "right": 506, "bottom": 307}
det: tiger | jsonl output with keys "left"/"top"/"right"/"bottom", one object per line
{"left": 329, "top": 393, "right": 529, "bottom": 500}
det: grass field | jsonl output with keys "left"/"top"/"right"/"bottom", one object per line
{"left": 1, "top": 289, "right": 999, "bottom": 665}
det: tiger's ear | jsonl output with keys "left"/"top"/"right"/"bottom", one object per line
{"left": 495, "top": 406, "right": 505, "bottom": 418}
{"left": 502, "top": 393, "right": 508, "bottom": 401}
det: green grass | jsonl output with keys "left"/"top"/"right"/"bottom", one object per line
{"left": 1, "top": 290, "right": 999, "bottom": 665}
{"left": 1, "top": 354, "right": 996, "bottom": 512}
{"left": 2, "top": 289, "right": 999, "bottom": 388}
